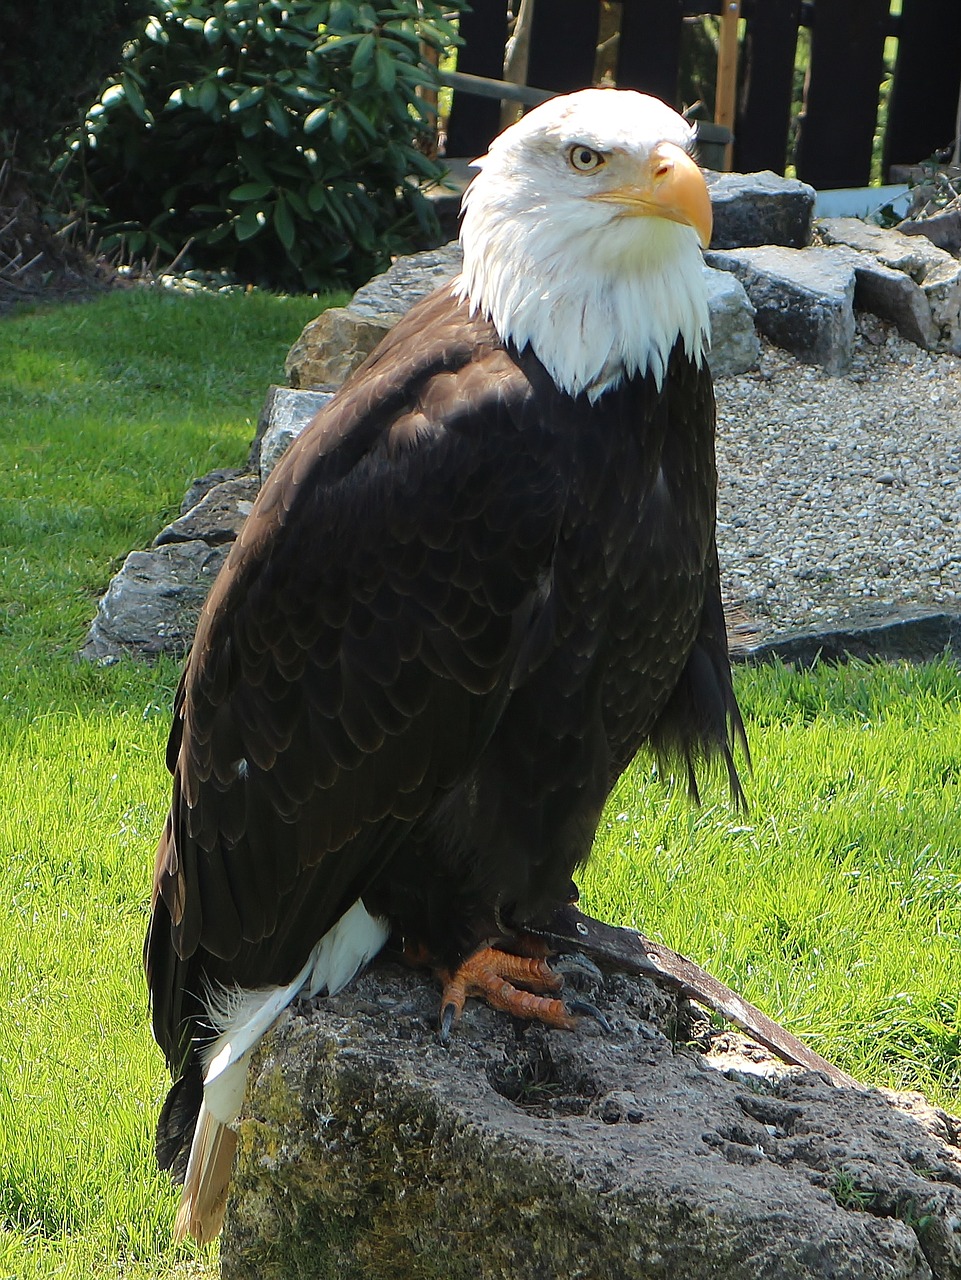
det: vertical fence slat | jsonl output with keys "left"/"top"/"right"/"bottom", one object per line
{"left": 445, "top": 0, "right": 510, "bottom": 158}
{"left": 735, "top": 0, "right": 802, "bottom": 174}
{"left": 525, "top": 0, "right": 600, "bottom": 93}
{"left": 617, "top": 0, "right": 685, "bottom": 107}
{"left": 794, "top": 0, "right": 889, "bottom": 189}
{"left": 446, "top": 0, "right": 959, "bottom": 185}
{"left": 884, "top": 0, "right": 961, "bottom": 173}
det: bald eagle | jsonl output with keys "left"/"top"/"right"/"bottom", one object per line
{"left": 146, "top": 88, "right": 746, "bottom": 1243}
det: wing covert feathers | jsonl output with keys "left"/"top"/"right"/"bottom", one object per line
{"left": 147, "top": 288, "right": 567, "bottom": 1075}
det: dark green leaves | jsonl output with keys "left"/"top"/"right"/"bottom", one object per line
{"left": 75, "top": 0, "right": 462, "bottom": 291}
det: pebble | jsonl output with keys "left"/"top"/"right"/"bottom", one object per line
{"left": 715, "top": 325, "right": 961, "bottom": 637}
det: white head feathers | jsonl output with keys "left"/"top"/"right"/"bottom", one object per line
{"left": 455, "top": 89, "right": 712, "bottom": 402}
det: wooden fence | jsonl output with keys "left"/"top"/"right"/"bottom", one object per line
{"left": 445, "top": 0, "right": 961, "bottom": 189}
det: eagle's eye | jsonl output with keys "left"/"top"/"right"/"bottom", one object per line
{"left": 568, "top": 145, "right": 604, "bottom": 173}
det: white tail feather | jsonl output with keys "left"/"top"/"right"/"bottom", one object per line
{"left": 173, "top": 898, "right": 389, "bottom": 1242}
{"left": 173, "top": 1099, "right": 237, "bottom": 1244}
{"left": 203, "top": 898, "right": 390, "bottom": 1088}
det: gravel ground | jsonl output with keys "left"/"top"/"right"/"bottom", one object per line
{"left": 714, "top": 317, "right": 961, "bottom": 639}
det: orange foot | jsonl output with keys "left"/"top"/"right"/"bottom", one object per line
{"left": 437, "top": 947, "right": 578, "bottom": 1043}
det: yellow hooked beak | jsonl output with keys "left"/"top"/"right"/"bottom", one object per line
{"left": 590, "top": 142, "right": 713, "bottom": 249}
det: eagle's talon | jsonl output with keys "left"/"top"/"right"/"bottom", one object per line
{"left": 438, "top": 1001, "right": 458, "bottom": 1045}
{"left": 436, "top": 946, "right": 576, "bottom": 1036}
{"left": 565, "top": 997, "right": 612, "bottom": 1032}
{"left": 550, "top": 952, "right": 604, "bottom": 986}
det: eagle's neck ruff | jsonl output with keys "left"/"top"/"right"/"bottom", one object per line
{"left": 454, "top": 195, "right": 710, "bottom": 403}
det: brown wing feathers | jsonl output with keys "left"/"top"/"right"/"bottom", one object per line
{"left": 146, "top": 290, "right": 568, "bottom": 1076}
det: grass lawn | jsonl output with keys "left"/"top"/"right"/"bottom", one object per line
{"left": 1, "top": 286, "right": 960, "bottom": 1279}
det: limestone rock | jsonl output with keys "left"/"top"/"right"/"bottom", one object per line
{"left": 347, "top": 241, "right": 464, "bottom": 323}
{"left": 830, "top": 247, "right": 940, "bottom": 350}
{"left": 285, "top": 244, "right": 465, "bottom": 389}
{"left": 222, "top": 961, "right": 961, "bottom": 1280}
{"left": 706, "top": 170, "right": 816, "bottom": 250}
{"left": 819, "top": 218, "right": 961, "bottom": 353}
{"left": 154, "top": 473, "right": 260, "bottom": 547}
{"left": 736, "top": 608, "right": 961, "bottom": 668}
{"left": 898, "top": 207, "right": 961, "bottom": 257}
{"left": 179, "top": 467, "right": 246, "bottom": 516}
{"left": 704, "top": 266, "right": 760, "bottom": 377}
{"left": 285, "top": 307, "right": 388, "bottom": 389}
{"left": 707, "top": 245, "right": 856, "bottom": 372}
{"left": 81, "top": 540, "right": 228, "bottom": 662}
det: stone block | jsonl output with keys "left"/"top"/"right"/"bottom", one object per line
{"left": 81, "top": 540, "right": 228, "bottom": 662}
{"left": 348, "top": 241, "right": 464, "bottom": 323}
{"left": 706, "top": 170, "right": 816, "bottom": 250}
{"left": 285, "top": 307, "right": 389, "bottom": 389}
{"left": 222, "top": 961, "right": 961, "bottom": 1280}
{"left": 154, "top": 473, "right": 260, "bottom": 547}
{"left": 707, "top": 245, "right": 856, "bottom": 373}
{"left": 179, "top": 467, "right": 246, "bottom": 517}
{"left": 830, "top": 246, "right": 939, "bottom": 350}
{"left": 703, "top": 266, "right": 759, "bottom": 377}
{"left": 285, "top": 244, "right": 465, "bottom": 390}
{"left": 253, "top": 386, "right": 338, "bottom": 482}
{"left": 820, "top": 217, "right": 961, "bottom": 353}
{"left": 898, "top": 207, "right": 961, "bottom": 257}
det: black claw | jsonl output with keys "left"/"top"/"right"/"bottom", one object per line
{"left": 566, "top": 997, "right": 612, "bottom": 1032}
{"left": 551, "top": 952, "right": 604, "bottom": 984}
{"left": 438, "top": 1002, "right": 457, "bottom": 1045}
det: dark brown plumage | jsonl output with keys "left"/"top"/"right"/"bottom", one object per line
{"left": 145, "top": 88, "right": 746, "bottom": 1242}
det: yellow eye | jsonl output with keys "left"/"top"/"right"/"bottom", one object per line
{"left": 569, "top": 145, "right": 604, "bottom": 173}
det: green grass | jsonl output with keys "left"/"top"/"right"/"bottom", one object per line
{"left": 583, "top": 656, "right": 961, "bottom": 1100}
{"left": 1, "top": 287, "right": 961, "bottom": 1278}
{"left": 0, "top": 286, "right": 341, "bottom": 708}
{"left": 0, "top": 285, "right": 331, "bottom": 1280}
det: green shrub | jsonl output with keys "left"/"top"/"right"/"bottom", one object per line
{"left": 73, "top": 0, "right": 459, "bottom": 290}
{"left": 0, "top": 0, "right": 149, "bottom": 167}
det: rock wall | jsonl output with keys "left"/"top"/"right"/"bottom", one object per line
{"left": 81, "top": 168, "right": 961, "bottom": 666}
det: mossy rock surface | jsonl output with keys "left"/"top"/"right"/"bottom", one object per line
{"left": 222, "top": 962, "right": 961, "bottom": 1279}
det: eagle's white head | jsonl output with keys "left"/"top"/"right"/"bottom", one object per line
{"left": 455, "top": 88, "right": 712, "bottom": 402}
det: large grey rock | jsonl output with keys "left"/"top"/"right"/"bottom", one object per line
{"left": 898, "top": 207, "right": 961, "bottom": 257}
{"left": 820, "top": 218, "right": 961, "bottom": 353}
{"left": 736, "top": 608, "right": 961, "bottom": 668}
{"left": 154, "top": 473, "right": 260, "bottom": 547}
{"left": 178, "top": 467, "right": 246, "bottom": 516}
{"left": 223, "top": 961, "right": 961, "bottom": 1280}
{"left": 704, "top": 266, "right": 760, "bottom": 376}
{"left": 830, "top": 246, "right": 940, "bottom": 350}
{"left": 706, "top": 170, "right": 816, "bottom": 250}
{"left": 707, "top": 245, "right": 856, "bottom": 372}
{"left": 81, "top": 540, "right": 228, "bottom": 662}
{"left": 348, "top": 242, "right": 464, "bottom": 323}
{"left": 284, "top": 307, "right": 389, "bottom": 389}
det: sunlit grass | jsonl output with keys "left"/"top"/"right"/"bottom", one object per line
{"left": 0, "top": 287, "right": 342, "bottom": 697}
{"left": 1, "top": 286, "right": 960, "bottom": 1279}
{"left": 0, "top": 285, "right": 331, "bottom": 1280}
{"left": 584, "top": 656, "right": 961, "bottom": 1102}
